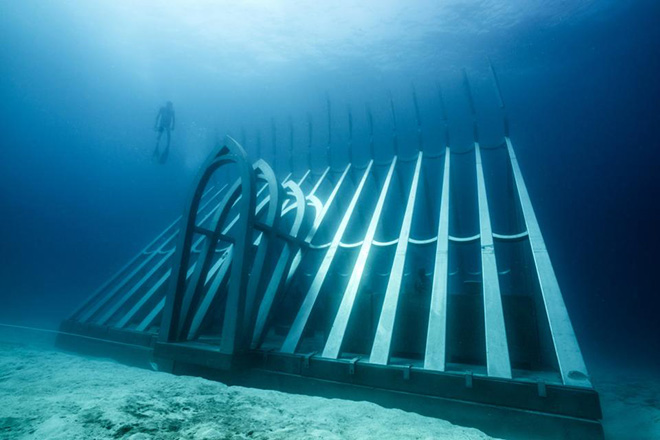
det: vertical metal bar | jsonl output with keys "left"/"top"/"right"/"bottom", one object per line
{"left": 463, "top": 69, "right": 479, "bottom": 142}
{"left": 505, "top": 137, "right": 590, "bottom": 387}
{"left": 347, "top": 106, "right": 354, "bottom": 163}
{"left": 323, "top": 157, "right": 398, "bottom": 359}
{"left": 488, "top": 57, "right": 505, "bottom": 109}
{"left": 271, "top": 118, "right": 277, "bottom": 173}
{"left": 281, "top": 161, "right": 374, "bottom": 353}
{"left": 424, "top": 148, "right": 450, "bottom": 370}
{"left": 289, "top": 116, "right": 294, "bottom": 174}
{"left": 388, "top": 91, "right": 399, "bottom": 155}
{"left": 412, "top": 85, "right": 423, "bottom": 151}
{"left": 370, "top": 152, "right": 423, "bottom": 364}
{"left": 463, "top": 69, "right": 477, "bottom": 117}
{"left": 257, "top": 129, "right": 262, "bottom": 158}
{"left": 476, "top": 143, "right": 512, "bottom": 379}
{"left": 366, "top": 105, "right": 374, "bottom": 159}
{"left": 438, "top": 83, "right": 448, "bottom": 122}
{"left": 307, "top": 113, "right": 313, "bottom": 171}
{"left": 488, "top": 57, "right": 509, "bottom": 137}
{"left": 437, "top": 84, "right": 450, "bottom": 148}
{"left": 326, "top": 94, "right": 332, "bottom": 166}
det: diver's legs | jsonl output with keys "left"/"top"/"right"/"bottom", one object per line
{"left": 156, "top": 129, "right": 163, "bottom": 147}
{"left": 153, "top": 130, "right": 162, "bottom": 160}
{"left": 159, "top": 128, "right": 171, "bottom": 163}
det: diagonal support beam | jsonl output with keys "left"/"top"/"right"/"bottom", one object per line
{"left": 424, "top": 148, "right": 451, "bottom": 370}
{"left": 95, "top": 249, "right": 174, "bottom": 326}
{"left": 475, "top": 143, "right": 512, "bottom": 379}
{"left": 309, "top": 166, "right": 330, "bottom": 197}
{"left": 370, "top": 152, "right": 423, "bottom": 365}
{"left": 68, "top": 186, "right": 221, "bottom": 322}
{"left": 115, "top": 268, "right": 170, "bottom": 329}
{"left": 285, "top": 164, "right": 348, "bottom": 286}
{"left": 506, "top": 137, "right": 590, "bottom": 387}
{"left": 135, "top": 262, "right": 198, "bottom": 332}
{"left": 186, "top": 247, "right": 233, "bottom": 340}
{"left": 251, "top": 181, "right": 307, "bottom": 348}
{"left": 322, "top": 158, "right": 398, "bottom": 359}
{"left": 281, "top": 161, "right": 374, "bottom": 353}
{"left": 77, "top": 185, "right": 227, "bottom": 324}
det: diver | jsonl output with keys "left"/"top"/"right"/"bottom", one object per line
{"left": 153, "top": 101, "right": 175, "bottom": 163}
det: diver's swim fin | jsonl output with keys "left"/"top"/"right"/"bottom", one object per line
{"left": 159, "top": 146, "right": 169, "bottom": 164}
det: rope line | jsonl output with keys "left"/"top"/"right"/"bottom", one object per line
{"left": 0, "top": 323, "right": 152, "bottom": 350}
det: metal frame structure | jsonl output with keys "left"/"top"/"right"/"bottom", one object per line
{"left": 59, "top": 71, "right": 602, "bottom": 440}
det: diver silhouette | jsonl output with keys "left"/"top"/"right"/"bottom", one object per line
{"left": 153, "top": 101, "right": 175, "bottom": 163}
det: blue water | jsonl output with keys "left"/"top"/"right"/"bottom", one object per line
{"left": 0, "top": 0, "right": 658, "bottom": 372}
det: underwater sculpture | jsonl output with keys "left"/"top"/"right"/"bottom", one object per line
{"left": 59, "top": 69, "right": 603, "bottom": 440}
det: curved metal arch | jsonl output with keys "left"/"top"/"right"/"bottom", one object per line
{"left": 159, "top": 136, "right": 256, "bottom": 349}
{"left": 304, "top": 195, "right": 323, "bottom": 224}
{"left": 241, "top": 159, "right": 283, "bottom": 344}
{"left": 186, "top": 161, "right": 287, "bottom": 343}
{"left": 250, "top": 179, "right": 307, "bottom": 348}
{"left": 281, "top": 180, "right": 307, "bottom": 238}
{"left": 171, "top": 179, "right": 244, "bottom": 339}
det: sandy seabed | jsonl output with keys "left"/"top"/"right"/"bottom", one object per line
{"left": 0, "top": 342, "right": 497, "bottom": 440}
{"left": 0, "top": 341, "right": 658, "bottom": 440}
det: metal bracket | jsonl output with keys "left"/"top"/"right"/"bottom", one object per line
{"left": 403, "top": 364, "right": 412, "bottom": 381}
{"left": 348, "top": 357, "right": 361, "bottom": 375}
{"left": 302, "top": 351, "right": 317, "bottom": 369}
{"left": 193, "top": 225, "right": 214, "bottom": 237}
{"left": 262, "top": 348, "right": 276, "bottom": 363}
{"left": 254, "top": 222, "right": 271, "bottom": 232}
{"left": 465, "top": 371, "right": 474, "bottom": 389}
{"left": 538, "top": 380, "right": 547, "bottom": 398}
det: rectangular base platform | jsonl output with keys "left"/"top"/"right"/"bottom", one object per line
{"left": 57, "top": 320, "right": 603, "bottom": 440}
